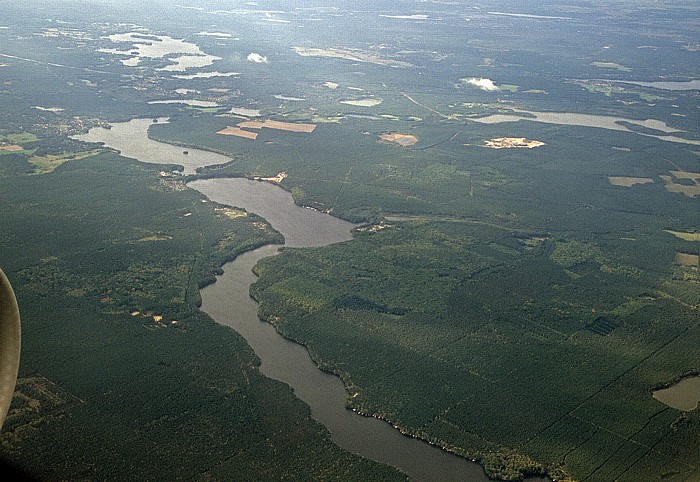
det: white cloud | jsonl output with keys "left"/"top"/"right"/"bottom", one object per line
{"left": 462, "top": 77, "right": 500, "bottom": 92}
{"left": 463, "top": 77, "right": 500, "bottom": 91}
{"left": 461, "top": 77, "right": 501, "bottom": 92}
{"left": 247, "top": 52, "right": 268, "bottom": 63}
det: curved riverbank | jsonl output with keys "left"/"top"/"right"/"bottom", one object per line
{"left": 74, "top": 118, "right": 498, "bottom": 481}
{"left": 191, "top": 177, "right": 498, "bottom": 482}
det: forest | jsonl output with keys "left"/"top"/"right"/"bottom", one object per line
{"left": 249, "top": 219, "right": 699, "bottom": 480}
{"left": 1, "top": 0, "right": 698, "bottom": 480}
{"left": 0, "top": 141, "right": 404, "bottom": 480}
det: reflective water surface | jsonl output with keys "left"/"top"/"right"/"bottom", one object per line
{"left": 76, "top": 119, "right": 553, "bottom": 482}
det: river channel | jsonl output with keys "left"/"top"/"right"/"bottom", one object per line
{"left": 74, "top": 119, "right": 505, "bottom": 481}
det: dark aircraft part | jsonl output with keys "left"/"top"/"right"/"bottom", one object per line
{"left": 0, "top": 268, "right": 20, "bottom": 428}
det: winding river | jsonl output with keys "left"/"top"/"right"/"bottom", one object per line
{"left": 73, "top": 119, "right": 502, "bottom": 482}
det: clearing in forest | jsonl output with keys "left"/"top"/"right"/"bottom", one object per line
{"left": 29, "top": 149, "right": 101, "bottom": 174}
{"left": 237, "top": 120, "right": 266, "bottom": 130}
{"left": 483, "top": 137, "right": 545, "bottom": 149}
{"left": 608, "top": 176, "right": 654, "bottom": 187}
{"left": 660, "top": 170, "right": 700, "bottom": 197}
{"left": 216, "top": 126, "right": 259, "bottom": 140}
{"left": 340, "top": 98, "right": 383, "bottom": 107}
{"left": 0, "top": 144, "right": 23, "bottom": 152}
{"left": 676, "top": 252, "right": 700, "bottom": 267}
{"left": 664, "top": 230, "right": 700, "bottom": 242}
{"left": 261, "top": 120, "right": 317, "bottom": 133}
{"left": 379, "top": 133, "right": 418, "bottom": 146}
{"left": 255, "top": 172, "right": 288, "bottom": 183}
{"left": 218, "top": 120, "right": 317, "bottom": 140}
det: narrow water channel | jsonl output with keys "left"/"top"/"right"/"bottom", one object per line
{"left": 191, "top": 179, "right": 491, "bottom": 482}
{"left": 73, "top": 119, "right": 547, "bottom": 482}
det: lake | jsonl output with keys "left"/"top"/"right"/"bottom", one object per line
{"left": 614, "top": 79, "right": 700, "bottom": 91}
{"left": 147, "top": 99, "right": 219, "bottom": 107}
{"left": 72, "top": 118, "right": 231, "bottom": 175}
{"left": 653, "top": 377, "right": 700, "bottom": 412}
{"left": 469, "top": 109, "right": 700, "bottom": 146}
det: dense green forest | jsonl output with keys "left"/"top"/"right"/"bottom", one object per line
{"left": 0, "top": 146, "right": 405, "bottom": 480}
{"left": 152, "top": 96, "right": 700, "bottom": 480}
{"left": 1, "top": 0, "right": 698, "bottom": 480}
{"left": 250, "top": 221, "right": 699, "bottom": 480}
{"left": 147, "top": 32, "right": 700, "bottom": 479}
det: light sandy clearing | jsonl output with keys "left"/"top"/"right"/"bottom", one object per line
{"left": 660, "top": 171, "right": 700, "bottom": 197}
{"left": 670, "top": 170, "right": 700, "bottom": 180}
{"left": 340, "top": 98, "right": 382, "bottom": 107}
{"left": 591, "top": 62, "right": 631, "bottom": 72}
{"left": 483, "top": 137, "right": 545, "bottom": 149}
{"left": 676, "top": 252, "right": 699, "bottom": 267}
{"left": 230, "top": 107, "right": 261, "bottom": 117}
{"left": 664, "top": 230, "right": 700, "bottom": 242}
{"left": 148, "top": 99, "right": 219, "bottom": 107}
{"left": 260, "top": 120, "right": 316, "bottom": 133}
{"left": 379, "top": 133, "right": 418, "bottom": 146}
{"left": 255, "top": 172, "right": 288, "bottom": 183}
{"left": 216, "top": 126, "right": 259, "bottom": 140}
{"left": 238, "top": 120, "right": 266, "bottom": 129}
{"left": 218, "top": 120, "right": 317, "bottom": 139}
{"left": 215, "top": 207, "right": 247, "bottom": 218}
{"left": 608, "top": 176, "right": 654, "bottom": 187}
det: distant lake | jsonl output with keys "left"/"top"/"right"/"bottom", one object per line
{"left": 615, "top": 79, "right": 700, "bottom": 91}
{"left": 72, "top": 118, "right": 231, "bottom": 175}
{"left": 470, "top": 109, "right": 700, "bottom": 146}
{"left": 75, "top": 118, "right": 538, "bottom": 482}
{"left": 147, "top": 99, "right": 219, "bottom": 107}
{"left": 653, "top": 377, "right": 700, "bottom": 412}
{"left": 98, "top": 32, "right": 221, "bottom": 72}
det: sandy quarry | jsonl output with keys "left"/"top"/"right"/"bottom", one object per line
{"left": 256, "top": 172, "right": 288, "bottom": 183}
{"left": 379, "top": 133, "right": 418, "bottom": 146}
{"left": 483, "top": 137, "right": 545, "bottom": 149}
